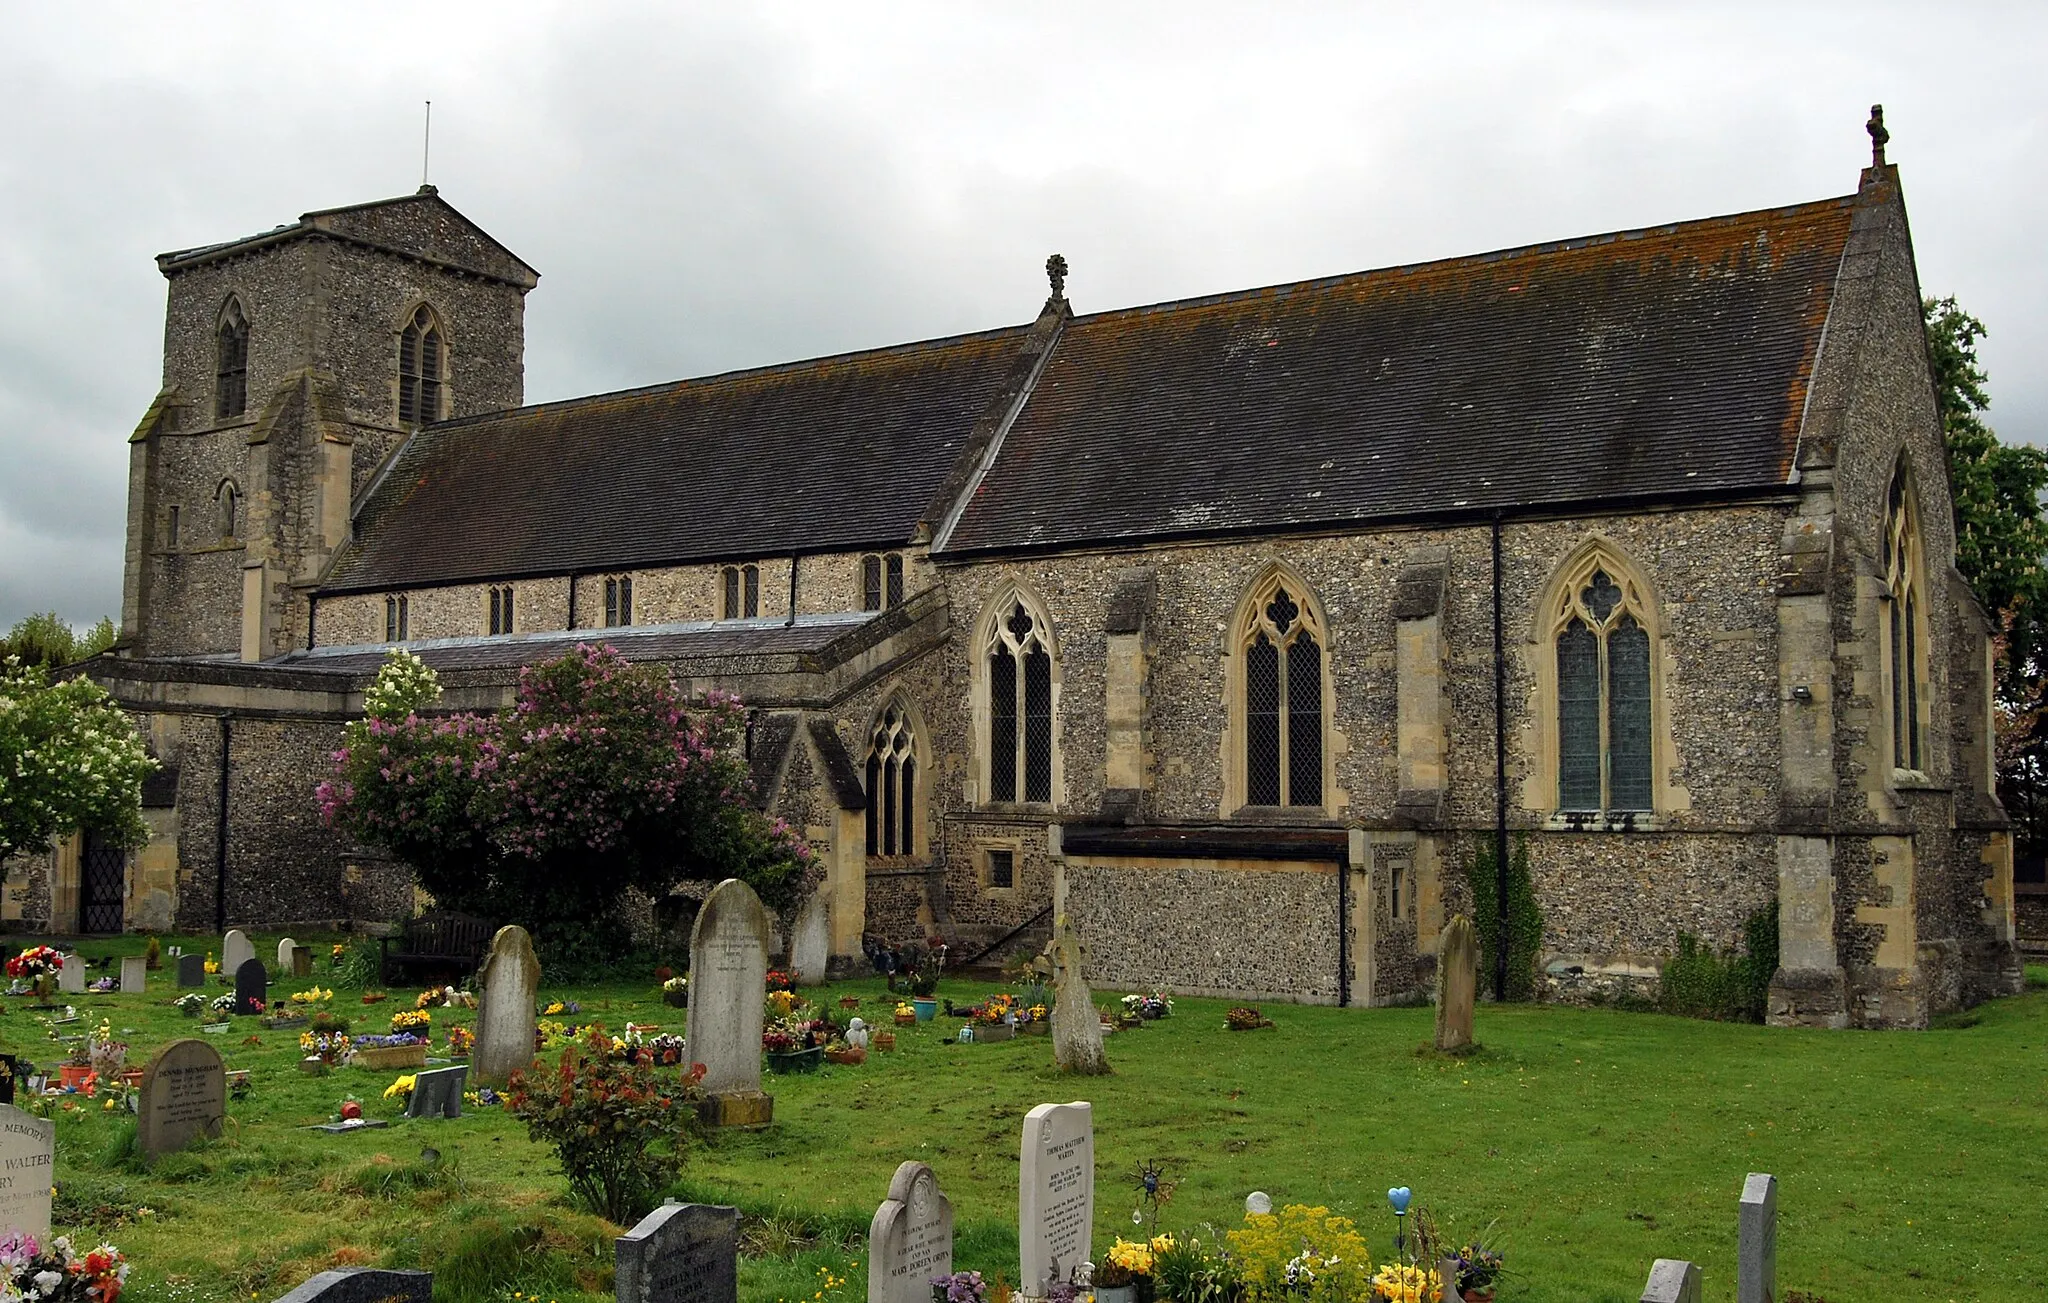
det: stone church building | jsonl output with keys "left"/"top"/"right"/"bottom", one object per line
{"left": 8, "top": 124, "right": 2022, "bottom": 1027}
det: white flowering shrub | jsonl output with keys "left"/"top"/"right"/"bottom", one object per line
{"left": 362, "top": 647, "right": 442, "bottom": 723}
{"left": 0, "top": 657, "right": 155, "bottom": 860}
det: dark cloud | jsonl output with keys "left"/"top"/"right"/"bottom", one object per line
{"left": 4, "top": 1, "right": 2043, "bottom": 630}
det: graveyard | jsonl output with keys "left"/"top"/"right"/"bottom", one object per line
{"left": 0, "top": 928, "right": 2043, "bottom": 1303}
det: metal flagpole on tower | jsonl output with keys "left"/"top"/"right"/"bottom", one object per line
{"left": 422, "top": 101, "right": 433, "bottom": 188}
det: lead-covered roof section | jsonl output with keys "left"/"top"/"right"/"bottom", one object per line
{"left": 940, "top": 196, "right": 1857, "bottom": 555}
{"left": 322, "top": 325, "right": 1031, "bottom": 593}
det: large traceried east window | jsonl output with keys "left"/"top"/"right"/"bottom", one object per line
{"left": 1885, "top": 463, "right": 1928, "bottom": 772}
{"left": 215, "top": 297, "right": 249, "bottom": 420}
{"left": 1553, "top": 566, "right": 1653, "bottom": 813}
{"left": 1239, "top": 577, "right": 1326, "bottom": 808}
{"left": 864, "top": 699, "right": 920, "bottom": 858}
{"left": 984, "top": 596, "right": 1055, "bottom": 803}
{"left": 398, "top": 305, "right": 446, "bottom": 425}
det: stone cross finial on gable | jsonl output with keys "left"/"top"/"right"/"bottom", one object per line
{"left": 1867, "top": 104, "right": 1888, "bottom": 167}
{"left": 1046, "top": 253, "right": 1069, "bottom": 302}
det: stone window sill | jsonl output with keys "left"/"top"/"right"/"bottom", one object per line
{"left": 1541, "top": 811, "right": 1664, "bottom": 833}
{"left": 1891, "top": 770, "right": 1946, "bottom": 792}
{"left": 1229, "top": 804, "right": 1339, "bottom": 825}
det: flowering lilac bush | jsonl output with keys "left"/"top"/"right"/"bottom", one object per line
{"left": 319, "top": 646, "right": 816, "bottom": 961}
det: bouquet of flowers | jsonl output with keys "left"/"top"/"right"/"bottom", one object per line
{"left": 1370, "top": 1263, "right": 1440, "bottom": 1303}
{"left": 208, "top": 993, "right": 235, "bottom": 1016}
{"left": 382, "top": 1074, "right": 416, "bottom": 1102}
{"left": 662, "top": 976, "right": 688, "bottom": 994}
{"left": 761, "top": 1025, "right": 800, "bottom": 1053}
{"left": 389, "top": 1009, "right": 432, "bottom": 1039}
{"left": 174, "top": 993, "right": 205, "bottom": 1017}
{"left": 764, "top": 968, "right": 794, "bottom": 993}
{"left": 6, "top": 946, "right": 63, "bottom": 982}
{"left": 87, "top": 977, "right": 117, "bottom": 994}
{"left": 447, "top": 1026, "right": 475, "bottom": 1056}
{"left": 965, "top": 993, "right": 1020, "bottom": 1026}
{"left": 203, "top": 953, "right": 219, "bottom": 975}
{"left": 1095, "top": 1239, "right": 1158, "bottom": 1288}
{"left": 1122, "top": 991, "right": 1174, "bottom": 1020}
{"left": 1447, "top": 1243, "right": 1504, "bottom": 1299}
{"left": 766, "top": 989, "right": 799, "bottom": 1017}
{"left": 299, "top": 1030, "right": 351, "bottom": 1065}
{"left": 0, "top": 1233, "right": 129, "bottom": 1303}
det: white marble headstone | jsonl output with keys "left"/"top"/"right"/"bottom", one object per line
{"left": 868, "top": 1161, "right": 954, "bottom": 1303}
{"left": 221, "top": 929, "right": 256, "bottom": 976}
{"left": 120, "top": 955, "right": 147, "bottom": 994}
{"left": 57, "top": 953, "right": 85, "bottom": 994}
{"left": 0, "top": 1103, "right": 55, "bottom": 1239}
{"left": 277, "top": 937, "right": 299, "bottom": 971}
{"left": 1019, "top": 1101, "right": 1094, "bottom": 1294}
{"left": 685, "top": 879, "right": 771, "bottom": 1097}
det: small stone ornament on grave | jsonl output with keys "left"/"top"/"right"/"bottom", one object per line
{"left": 846, "top": 1018, "right": 868, "bottom": 1050}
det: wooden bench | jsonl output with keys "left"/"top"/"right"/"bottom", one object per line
{"left": 379, "top": 911, "right": 494, "bottom": 985}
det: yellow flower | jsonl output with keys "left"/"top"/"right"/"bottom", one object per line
{"left": 383, "top": 1074, "right": 417, "bottom": 1100}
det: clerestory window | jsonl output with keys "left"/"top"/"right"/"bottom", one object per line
{"left": 488, "top": 585, "right": 515, "bottom": 636}
{"left": 384, "top": 595, "right": 409, "bottom": 642}
{"left": 862, "top": 553, "right": 906, "bottom": 612}
{"left": 398, "top": 305, "right": 446, "bottom": 425}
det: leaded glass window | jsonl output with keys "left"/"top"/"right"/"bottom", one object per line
{"left": 862, "top": 555, "right": 883, "bottom": 611}
{"left": 865, "top": 702, "right": 918, "bottom": 858}
{"left": 886, "top": 553, "right": 904, "bottom": 608}
{"left": 215, "top": 298, "right": 249, "bottom": 420}
{"left": 605, "top": 575, "right": 633, "bottom": 627}
{"left": 398, "top": 305, "right": 445, "bottom": 425}
{"left": 722, "top": 565, "right": 759, "bottom": 619}
{"left": 384, "top": 595, "right": 409, "bottom": 642}
{"left": 862, "top": 554, "right": 906, "bottom": 612}
{"left": 1240, "top": 580, "right": 1325, "bottom": 808}
{"left": 1553, "top": 566, "right": 1653, "bottom": 813}
{"left": 985, "top": 598, "right": 1055, "bottom": 803}
{"left": 489, "top": 585, "right": 515, "bottom": 636}
{"left": 1885, "top": 466, "right": 1926, "bottom": 771}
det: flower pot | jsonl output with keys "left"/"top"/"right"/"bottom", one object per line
{"left": 911, "top": 997, "right": 937, "bottom": 1022}
{"left": 839, "top": 996, "right": 862, "bottom": 1009}
{"left": 663, "top": 990, "right": 688, "bottom": 1009}
{"left": 58, "top": 1063, "right": 93, "bottom": 1089}
{"left": 118, "top": 1069, "right": 144, "bottom": 1090}
{"left": 872, "top": 1032, "right": 897, "bottom": 1051}
{"left": 354, "top": 1044, "right": 427, "bottom": 1070}
{"left": 1018, "top": 1021, "right": 1050, "bottom": 1037}
{"left": 824, "top": 1046, "right": 866, "bottom": 1066}
{"left": 766, "top": 1045, "right": 824, "bottom": 1075}
{"left": 972, "top": 1024, "right": 1015, "bottom": 1043}
{"left": 894, "top": 1012, "right": 917, "bottom": 1026}
{"left": 1096, "top": 1286, "right": 1137, "bottom": 1303}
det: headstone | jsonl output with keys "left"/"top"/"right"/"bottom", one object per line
{"left": 868, "top": 1161, "right": 954, "bottom": 1303}
{"left": 473, "top": 925, "right": 541, "bottom": 1087}
{"left": 292, "top": 948, "right": 314, "bottom": 979}
{"left": 271, "top": 1268, "right": 432, "bottom": 1303}
{"left": 138, "top": 1038, "right": 226, "bottom": 1163}
{"left": 221, "top": 929, "right": 256, "bottom": 976}
{"left": 685, "top": 879, "right": 774, "bottom": 1125}
{"left": 121, "top": 955, "right": 147, "bottom": 994}
{"left": 177, "top": 953, "right": 207, "bottom": 987}
{"left": 1434, "top": 915, "right": 1478, "bottom": 1053}
{"left": 1048, "top": 918, "right": 1108, "bottom": 1075}
{"left": 278, "top": 938, "right": 299, "bottom": 971}
{"left": 1739, "top": 1173, "right": 1777, "bottom": 1303}
{"left": 788, "top": 892, "right": 830, "bottom": 986}
{"left": 234, "top": 957, "right": 268, "bottom": 1015}
{"left": 1641, "top": 1259, "right": 1702, "bottom": 1303}
{"left": 615, "top": 1200, "right": 739, "bottom": 1303}
{"left": 404, "top": 1064, "right": 468, "bottom": 1120}
{"left": 57, "top": 953, "right": 85, "bottom": 995}
{"left": 0, "top": 1103, "right": 55, "bottom": 1240}
{"left": 1019, "top": 1101, "right": 1095, "bottom": 1294}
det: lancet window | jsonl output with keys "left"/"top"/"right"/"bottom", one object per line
{"left": 864, "top": 699, "right": 920, "bottom": 858}
{"left": 984, "top": 596, "right": 1055, "bottom": 804}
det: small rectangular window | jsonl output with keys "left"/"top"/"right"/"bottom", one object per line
{"left": 885, "top": 553, "right": 904, "bottom": 608}
{"left": 397, "top": 595, "right": 409, "bottom": 641}
{"left": 620, "top": 576, "right": 632, "bottom": 627}
{"left": 386, "top": 597, "right": 398, "bottom": 642}
{"left": 166, "top": 505, "right": 180, "bottom": 548}
{"left": 987, "top": 848, "right": 1014, "bottom": 890}
{"left": 743, "top": 564, "right": 759, "bottom": 618}
{"left": 489, "top": 586, "right": 515, "bottom": 636}
{"left": 604, "top": 575, "right": 635, "bottom": 627}
{"left": 723, "top": 567, "right": 740, "bottom": 619}
{"left": 862, "top": 555, "right": 883, "bottom": 612}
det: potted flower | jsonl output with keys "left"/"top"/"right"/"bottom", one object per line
{"left": 59, "top": 1038, "right": 93, "bottom": 1090}
{"left": 6, "top": 946, "right": 63, "bottom": 1003}
{"left": 447, "top": 1025, "right": 475, "bottom": 1058}
{"left": 1371, "top": 1263, "right": 1441, "bottom": 1303}
{"left": 930, "top": 1270, "right": 986, "bottom": 1303}
{"left": 662, "top": 975, "right": 689, "bottom": 1008}
{"left": 872, "top": 1029, "right": 897, "bottom": 1051}
{"left": 906, "top": 946, "right": 943, "bottom": 1019}
{"left": 300, "top": 1029, "right": 352, "bottom": 1066}
{"left": 87, "top": 1020, "right": 127, "bottom": 1082}
{"left": 1225, "top": 1006, "right": 1274, "bottom": 1031}
{"left": 389, "top": 1008, "right": 432, "bottom": 1042}
{"left": 894, "top": 1001, "right": 918, "bottom": 1026}
{"left": 765, "top": 968, "right": 794, "bottom": 994}
{"left": 1094, "top": 1238, "right": 1156, "bottom": 1303}
{"left": 1123, "top": 991, "right": 1174, "bottom": 1020}
{"left": 353, "top": 1032, "right": 428, "bottom": 1069}
{"left": 823, "top": 1038, "right": 866, "bottom": 1066}
{"left": 175, "top": 992, "right": 206, "bottom": 1018}
{"left": 763, "top": 1023, "right": 823, "bottom": 1074}
{"left": 1445, "top": 1243, "right": 1504, "bottom": 1302}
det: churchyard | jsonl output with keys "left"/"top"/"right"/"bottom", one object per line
{"left": 0, "top": 921, "right": 2043, "bottom": 1303}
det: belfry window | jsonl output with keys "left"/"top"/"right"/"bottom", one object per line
{"left": 488, "top": 585, "right": 515, "bottom": 636}
{"left": 604, "top": 575, "right": 633, "bottom": 628}
{"left": 1240, "top": 581, "right": 1325, "bottom": 808}
{"left": 1885, "top": 465, "right": 1928, "bottom": 772}
{"left": 1555, "top": 568, "right": 1653, "bottom": 813}
{"left": 215, "top": 298, "right": 249, "bottom": 420}
{"left": 398, "top": 305, "right": 445, "bottom": 425}
{"left": 384, "top": 595, "right": 409, "bottom": 642}
{"left": 722, "top": 565, "right": 759, "bottom": 619}
{"left": 862, "top": 553, "right": 906, "bottom": 612}
{"left": 864, "top": 701, "right": 919, "bottom": 858}
{"left": 985, "top": 598, "right": 1054, "bottom": 803}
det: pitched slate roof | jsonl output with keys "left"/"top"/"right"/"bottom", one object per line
{"left": 322, "top": 325, "right": 1031, "bottom": 594}
{"left": 940, "top": 194, "right": 1858, "bottom": 554}
{"left": 159, "top": 188, "right": 539, "bottom": 288}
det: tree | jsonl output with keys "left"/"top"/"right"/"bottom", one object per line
{"left": 0, "top": 656, "right": 156, "bottom": 863}
{"left": 0, "top": 613, "right": 117, "bottom": 669}
{"left": 318, "top": 645, "right": 816, "bottom": 963}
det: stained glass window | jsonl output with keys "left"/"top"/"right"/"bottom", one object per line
{"left": 1239, "top": 579, "right": 1325, "bottom": 808}
{"left": 985, "top": 597, "right": 1056, "bottom": 804}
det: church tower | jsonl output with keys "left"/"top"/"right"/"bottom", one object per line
{"left": 120, "top": 186, "right": 538, "bottom": 660}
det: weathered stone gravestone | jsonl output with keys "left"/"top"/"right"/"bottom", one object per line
{"left": 1434, "top": 914, "right": 1478, "bottom": 1053}
{"left": 0, "top": 1103, "right": 55, "bottom": 1239}
{"left": 615, "top": 1200, "right": 739, "bottom": 1303}
{"left": 277, "top": 938, "right": 299, "bottom": 971}
{"left": 404, "top": 1065, "right": 468, "bottom": 1120}
{"left": 57, "top": 953, "right": 85, "bottom": 995}
{"left": 1739, "top": 1173, "right": 1776, "bottom": 1303}
{"left": 138, "top": 1038, "right": 226, "bottom": 1163}
{"left": 868, "top": 1161, "right": 954, "bottom": 1303}
{"left": 221, "top": 929, "right": 256, "bottom": 976}
{"left": 473, "top": 925, "right": 540, "bottom": 1087}
{"left": 685, "top": 879, "right": 774, "bottom": 1127}
{"left": 120, "top": 955, "right": 147, "bottom": 995}
{"left": 1641, "top": 1259, "right": 1701, "bottom": 1303}
{"left": 1019, "top": 1101, "right": 1095, "bottom": 1295}
{"left": 234, "top": 957, "right": 268, "bottom": 1015}
{"left": 788, "top": 892, "right": 830, "bottom": 986}
{"left": 1048, "top": 918, "right": 1108, "bottom": 1075}
{"left": 271, "top": 1268, "right": 433, "bottom": 1303}
{"left": 177, "top": 953, "right": 207, "bottom": 987}
{"left": 292, "top": 948, "right": 314, "bottom": 978}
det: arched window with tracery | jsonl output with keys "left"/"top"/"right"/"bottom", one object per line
{"left": 865, "top": 699, "right": 920, "bottom": 857}
{"left": 1885, "top": 463, "right": 1928, "bottom": 772}
{"left": 982, "top": 593, "right": 1056, "bottom": 804}
{"left": 215, "top": 297, "right": 249, "bottom": 420}
{"left": 215, "top": 480, "right": 240, "bottom": 540}
{"left": 1238, "top": 575, "right": 1326, "bottom": 808}
{"left": 398, "top": 305, "right": 446, "bottom": 425}
{"left": 1552, "top": 564, "right": 1653, "bottom": 813}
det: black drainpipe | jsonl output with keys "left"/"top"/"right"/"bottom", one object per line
{"left": 1337, "top": 849, "right": 1350, "bottom": 1008}
{"left": 785, "top": 554, "right": 800, "bottom": 627}
{"left": 307, "top": 594, "right": 318, "bottom": 650}
{"left": 1491, "top": 511, "right": 1510, "bottom": 1003}
{"left": 566, "top": 574, "right": 578, "bottom": 630}
{"left": 214, "top": 713, "right": 233, "bottom": 932}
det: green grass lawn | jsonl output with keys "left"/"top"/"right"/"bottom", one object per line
{"left": 4, "top": 931, "right": 2044, "bottom": 1303}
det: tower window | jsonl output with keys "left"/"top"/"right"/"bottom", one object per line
{"left": 215, "top": 297, "right": 249, "bottom": 420}
{"left": 166, "top": 505, "right": 180, "bottom": 549}
{"left": 488, "top": 585, "right": 515, "bottom": 636}
{"left": 385, "top": 595, "right": 409, "bottom": 642}
{"left": 722, "top": 565, "right": 759, "bottom": 619}
{"left": 398, "top": 305, "right": 446, "bottom": 425}
{"left": 604, "top": 575, "right": 633, "bottom": 628}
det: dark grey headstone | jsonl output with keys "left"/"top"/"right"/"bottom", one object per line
{"left": 404, "top": 1064, "right": 468, "bottom": 1120}
{"left": 233, "top": 958, "right": 267, "bottom": 1016}
{"left": 271, "top": 1269, "right": 431, "bottom": 1303}
{"left": 177, "top": 954, "right": 206, "bottom": 987}
{"left": 615, "top": 1202, "right": 739, "bottom": 1303}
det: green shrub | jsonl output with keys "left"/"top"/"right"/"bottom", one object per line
{"left": 508, "top": 1026, "right": 702, "bottom": 1223}
{"left": 1470, "top": 834, "right": 1542, "bottom": 1001}
{"left": 1658, "top": 900, "right": 1778, "bottom": 1023}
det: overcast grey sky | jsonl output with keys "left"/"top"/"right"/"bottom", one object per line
{"left": 3, "top": 2, "right": 2043, "bottom": 632}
